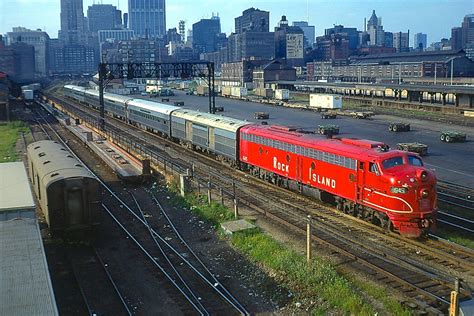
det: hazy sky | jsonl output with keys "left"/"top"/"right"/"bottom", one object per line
{"left": 1, "top": 0, "right": 472, "bottom": 45}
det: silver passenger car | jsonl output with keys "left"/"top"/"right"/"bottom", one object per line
{"left": 127, "top": 99, "right": 180, "bottom": 136}
{"left": 170, "top": 109, "right": 250, "bottom": 161}
{"left": 64, "top": 84, "right": 86, "bottom": 102}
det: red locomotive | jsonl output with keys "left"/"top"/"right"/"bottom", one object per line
{"left": 239, "top": 125, "right": 437, "bottom": 238}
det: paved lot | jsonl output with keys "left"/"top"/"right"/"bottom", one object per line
{"left": 140, "top": 90, "right": 474, "bottom": 187}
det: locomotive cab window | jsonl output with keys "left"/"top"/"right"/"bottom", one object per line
{"left": 369, "top": 162, "right": 380, "bottom": 175}
{"left": 408, "top": 155, "right": 423, "bottom": 167}
{"left": 382, "top": 156, "right": 404, "bottom": 170}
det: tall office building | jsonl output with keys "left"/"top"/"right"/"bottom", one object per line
{"left": 394, "top": 31, "right": 410, "bottom": 52}
{"left": 59, "top": 0, "right": 86, "bottom": 44}
{"left": 192, "top": 16, "right": 221, "bottom": 54}
{"left": 235, "top": 8, "right": 270, "bottom": 34}
{"left": 275, "top": 16, "right": 304, "bottom": 66}
{"left": 7, "top": 27, "right": 50, "bottom": 77}
{"left": 451, "top": 14, "right": 474, "bottom": 50}
{"left": 414, "top": 33, "right": 427, "bottom": 51}
{"left": 293, "top": 21, "right": 315, "bottom": 49}
{"left": 367, "top": 10, "right": 385, "bottom": 46}
{"left": 87, "top": 4, "right": 122, "bottom": 33}
{"left": 128, "top": 0, "right": 166, "bottom": 39}
{"left": 325, "top": 25, "right": 358, "bottom": 51}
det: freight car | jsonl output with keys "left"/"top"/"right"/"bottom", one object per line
{"left": 62, "top": 85, "right": 437, "bottom": 237}
{"left": 27, "top": 140, "right": 101, "bottom": 238}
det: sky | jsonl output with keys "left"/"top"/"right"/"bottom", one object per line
{"left": 0, "top": 0, "right": 472, "bottom": 45}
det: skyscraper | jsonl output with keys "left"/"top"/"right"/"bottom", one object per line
{"left": 414, "top": 33, "right": 427, "bottom": 51}
{"left": 367, "top": 10, "right": 384, "bottom": 47}
{"left": 235, "top": 8, "right": 270, "bottom": 34}
{"left": 293, "top": 21, "right": 315, "bottom": 49}
{"left": 451, "top": 14, "right": 474, "bottom": 50}
{"left": 87, "top": 4, "right": 122, "bottom": 33}
{"left": 128, "top": 0, "right": 166, "bottom": 39}
{"left": 393, "top": 31, "right": 410, "bottom": 52}
{"left": 59, "top": 0, "right": 86, "bottom": 44}
{"left": 192, "top": 16, "right": 221, "bottom": 54}
{"left": 7, "top": 27, "right": 50, "bottom": 77}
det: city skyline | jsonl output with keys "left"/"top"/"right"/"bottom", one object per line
{"left": 0, "top": 0, "right": 472, "bottom": 45}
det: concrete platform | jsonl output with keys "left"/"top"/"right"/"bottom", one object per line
{"left": 221, "top": 219, "right": 256, "bottom": 235}
{"left": 40, "top": 102, "right": 145, "bottom": 182}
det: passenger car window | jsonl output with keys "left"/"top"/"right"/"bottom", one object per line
{"left": 408, "top": 155, "right": 423, "bottom": 166}
{"left": 382, "top": 157, "right": 404, "bottom": 169}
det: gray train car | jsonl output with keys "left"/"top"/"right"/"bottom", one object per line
{"left": 27, "top": 140, "right": 101, "bottom": 237}
{"left": 127, "top": 99, "right": 180, "bottom": 137}
{"left": 83, "top": 89, "right": 129, "bottom": 118}
{"left": 170, "top": 109, "right": 250, "bottom": 164}
{"left": 64, "top": 84, "right": 86, "bottom": 102}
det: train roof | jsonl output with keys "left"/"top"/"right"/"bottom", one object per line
{"left": 0, "top": 162, "right": 35, "bottom": 215}
{"left": 172, "top": 109, "right": 250, "bottom": 132}
{"left": 105, "top": 93, "right": 133, "bottom": 104}
{"left": 240, "top": 125, "right": 404, "bottom": 160}
{"left": 127, "top": 98, "right": 180, "bottom": 115}
{"left": 0, "top": 219, "right": 59, "bottom": 316}
{"left": 27, "top": 140, "right": 96, "bottom": 187}
{"left": 64, "top": 84, "right": 86, "bottom": 92}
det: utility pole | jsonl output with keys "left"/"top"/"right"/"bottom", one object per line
{"left": 398, "top": 62, "right": 402, "bottom": 84}
{"left": 450, "top": 59, "right": 454, "bottom": 86}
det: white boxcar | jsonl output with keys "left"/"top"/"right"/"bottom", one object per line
{"left": 274, "top": 89, "right": 289, "bottom": 101}
{"left": 309, "top": 94, "right": 343, "bottom": 109}
{"left": 231, "top": 87, "right": 248, "bottom": 98}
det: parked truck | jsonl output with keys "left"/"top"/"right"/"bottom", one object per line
{"left": 309, "top": 94, "right": 343, "bottom": 110}
{"left": 274, "top": 89, "right": 289, "bottom": 101}
{"left": 255, "top": 88, "right": 273, "bottom": 99}
{"left": 221, "top": 86, "right": 232, "bottom": 97}
{"left": 231, "top": 87, "right": 248, "bottom": 98}
{"left": 196, "top": 85, "right": 208, "bottom": 96}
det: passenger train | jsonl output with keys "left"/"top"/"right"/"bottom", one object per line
{"left": 63, "top": 85, "right": 437, "bottom": 238}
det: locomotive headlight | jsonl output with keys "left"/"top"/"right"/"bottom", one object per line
{"left": 420, "top": 170, "right": 428, "bottom": 182}
{"left": 390, "top": 187, "right": 408, "bottom": 194}
{"left": 421, "top": 189, "right": 429, "bottom": 198}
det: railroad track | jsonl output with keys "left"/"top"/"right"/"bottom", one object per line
{"left": 437, "top": 180, "right": 474, "bottom": 233}
{"left": 33, "top": 102, "right": 249, "bottom": 315}
{"left": 67, "top": 246, "right": 132, "bottom": 316}
{"left": 29, "top": 108, "right": 133, "bottom": 315}
{"left": 44, "top": 92, "right": 474, "bottom": 313}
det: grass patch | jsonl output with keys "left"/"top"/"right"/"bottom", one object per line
{"left": 0, "top": 121, "right": 28, "bottom": 162}
{"left": 436, "top": 227, "right": 474, "bottom": 249}
{"left": 164, "top": 182, "right": 409, "bottom": 314}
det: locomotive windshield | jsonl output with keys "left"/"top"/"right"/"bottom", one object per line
{"left": 382, "top": 156, "right": 404, "bottom": 169}
{"left": 408, "top": 155, "right": 423, "bottom": 166}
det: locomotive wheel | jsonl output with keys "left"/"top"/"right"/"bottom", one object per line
{"left": 445, "top": 135, "right": 452, "bottom": 143}
{"left": 440, "top": 134, "right": 446, "bottom": 142}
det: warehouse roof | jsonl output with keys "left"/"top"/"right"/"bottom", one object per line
{"left": 349, "top": 49, "right": 468, "bottom": 64}
{"left": 0, "top": 218, "right": 58, "bottom": 315}
{"left": 0, "top": 162, "right": 35, "bottom": 215}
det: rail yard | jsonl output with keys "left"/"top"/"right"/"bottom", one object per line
{"left": 1, "top": 80, "right": 473, "bottom": 315}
